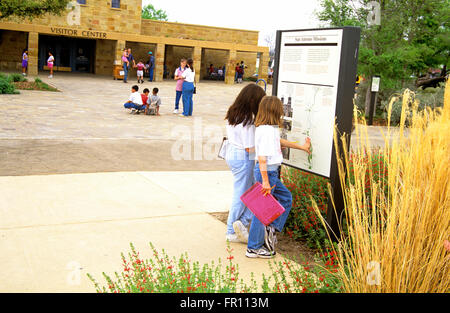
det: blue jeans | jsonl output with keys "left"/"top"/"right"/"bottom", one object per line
{"left": 225, "top": 144, "right": 255, "bottom": 235}
{"left": 124, "top": 102, "right": 145, "bottom": 110}
{"left": 123, "top": 63, "right": 128, "bottom": 82}
{"left": 182, "top": 81, "right": 194, "bottom": 116}
{"left": 247, "top": 164, "right": 292, "bottom": 250}
{"left": 175, "top": 90, "right": 182, "bottom": 110}
{"left": 148, "top": 67, "right": 154, "bottom": 81}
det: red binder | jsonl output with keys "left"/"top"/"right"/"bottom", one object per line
{"left": 240, "top": 182, "right": 285, "bottom": 226}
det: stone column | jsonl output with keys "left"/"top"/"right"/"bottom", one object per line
{"left": 165, "top": 45, "right": 174, "bottom": 76}
{"left": 193, "top": 46, "right": 202, "bottom": 83}
{"left": 114, "top": 39, "right": 126, "bottom": 75}
{"left": 258, "top": 51, "right": 269, "bottom": 82}
{"left": 27, "top": 32, "right": 39, "bottom": 76}
{"left": 115, "top": 40, "right": 126, "bottom": 62}
{"left": 154, "top": 43, "right": 165, "bottom": 82}
{"left": 225, "top": 49, "right": 237, "bottom": 85}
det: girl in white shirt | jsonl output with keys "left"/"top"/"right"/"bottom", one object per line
{"left": 246, "top": 96, "right": 311, "bottom": 259}
{"left": 47, "top": 52, "right": 54, "bottom": 78}
{"left": 181, "top": 58, "right": 195, "bottom": 116}
{"left": 224, "top": 84, "right": 267, "bottom": 243}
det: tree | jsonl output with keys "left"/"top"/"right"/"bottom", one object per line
{"left": 317, "top": 0, "right": 450, "bottom": 96}
{"left": 141, "top": 4, "right": 168, "bottom": 21}
{"left": 264, "top": 32, "right": 276, "bottom": 67}
{"left": 0, "top": 0, "right": 70, "bottom": 20}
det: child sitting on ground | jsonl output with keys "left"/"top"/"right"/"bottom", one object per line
{"left": 147, "top": 87, "right": 162, "bottom": 116}
{"left": 124, "top": 85, "right": 144, "bottom": 113}
{"left": 136, "top": 61, "right": 145, "bottom": 84}
{"left": 141, "top": 88, "right": 150, "bottom": 114}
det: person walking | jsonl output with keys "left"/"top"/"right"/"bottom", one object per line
{"left": 147, "top": 51, "right": 155, "bottom": 82}
{"left": 181, "top": 58, "right": 195, "bottom": 116}
{"left": 122, "top": 48, "right": 129, "bottom": 83}
{"left": 224, "top": 84, "right": 267, "bottom": 243}
{"left": 173, "top": 58, "right": 187, "bottom": 114}
{"left": 127, "top": 48, "right": 136, "bottom": 81}
{"left": 21, "top": 49, "right": 28, "bottom": 76}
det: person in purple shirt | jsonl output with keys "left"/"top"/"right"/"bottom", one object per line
{"left": 173, "top": 58, "right": 187, "bottom": 114}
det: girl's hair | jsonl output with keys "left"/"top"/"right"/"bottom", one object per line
{"left": 254, "top": 96, "right": 284, "bottom": 127}
{"left": 187, "top": 58, "right": 194, "bottom": 71}
{"left": 225, "top": 84, "right": 266, "bottom": 127}
{"left": 180, "top": 58, "right": 187, "bottom": 62}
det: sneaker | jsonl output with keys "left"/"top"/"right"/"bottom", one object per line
{"left": 264, "top": 225, "right": 277, "bottom": 252}
{"left": 173, "top": 109, "right": 178, "bottom": 114}
{"left": 225, "top": 233, "right": 241, "bottom": 243}
{"left": 233, "top": 220, "right": 249, "bottom": 243}
{"left": 48, "top": 75, "right": 53, "bottom": 78}
{"left": 245, "top": 246, "right": 275, "bottom": 259}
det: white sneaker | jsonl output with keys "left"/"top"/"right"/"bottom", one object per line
{"left": 173, "top": 109, "right": 178, "bottom": 114}
{"left": 246, "top": 247, "right": 275, "bottom": 259}
{"left": 233, "top": 220, "right": 249, "bottom": 243}
{"left": 225, "top": 234, "right": 241, "bottom": 243}
{"left": 48, "top": 75, "right": 53, "bottom": 78}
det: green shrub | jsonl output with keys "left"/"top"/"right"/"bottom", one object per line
{"left": 243, "top": 76, "right": 258, "bottom": 82}
{"left": 0, "top": 77, "right": 18, "bottom": 94}
{"left": 34, "top": 77, "right": 42, "bottom": 83}
{"left": 381, "top": 83, "right": 445, "bottom": 125}
{"left": 9, "top": 73, "right": 27, "bottom": 82}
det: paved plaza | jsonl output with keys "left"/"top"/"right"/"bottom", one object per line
{"left": 0, "top": 73, "right": 395, "bottom": 292}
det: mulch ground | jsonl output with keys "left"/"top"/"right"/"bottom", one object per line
{"left": 209, "top": 212, "right": 318, "bottom": 265}
{"left": 13, "top": 81, "right": 59, "bottom": 91}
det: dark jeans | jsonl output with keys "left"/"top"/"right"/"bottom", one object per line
{"left": 148, "top": 68, "right": 154, "bottom": 82}
{"left": 124, "top": 102, "right": 145, "bottom": 110}
{"left": 123, "top": 63, "right": 128, "bottom": 82}
{"left": 175, "top": 90, "right": 182, "bottom": 110}
{"left": 247, "top": 164, "right": 292, "bottom": 250}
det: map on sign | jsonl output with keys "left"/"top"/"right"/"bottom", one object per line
{"left": 275, "top": 29, "right": 343, "bottom": 178}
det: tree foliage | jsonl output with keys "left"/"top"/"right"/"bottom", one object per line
{"left": 0, "top": 0, "right": 70, "bottom": 20}
{"left": 317, "top": 0, "right": 450, "bottom": 90}
{"left": 141, "top": 4, "right": 168, "bottom": 21}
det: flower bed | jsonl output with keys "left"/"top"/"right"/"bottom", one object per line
{"left": 88, "top": 242, "right": 342, "bottom": 293}
{"left": 281, "top": 149, "right": 388, "bottom": 250}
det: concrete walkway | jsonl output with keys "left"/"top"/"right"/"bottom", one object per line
{"left": 0, "top": 170, "right": 287, "bottom": 292}
{"left": 0, "top": 73, "right": 403, "bottom": 292}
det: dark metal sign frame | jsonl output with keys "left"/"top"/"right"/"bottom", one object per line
{"left": 272, "top": 26, "right": 361, "bottom": 239}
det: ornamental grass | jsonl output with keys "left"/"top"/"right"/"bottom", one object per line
{"left": 314, "top": 80, "right": 450, "bottom": 292}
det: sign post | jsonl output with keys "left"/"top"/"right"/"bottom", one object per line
{"left": 368, "top": 75, "right": 380, "bottom": 125}
{"left": 272, "top": 27, "right": 361, "bottom": 240}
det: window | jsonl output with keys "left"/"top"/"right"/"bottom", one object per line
{"left": 77, "top": 0, "right": 86, "bottom": 4}
{"left": 111, "top": 0, "right": 120, "bottom": 8}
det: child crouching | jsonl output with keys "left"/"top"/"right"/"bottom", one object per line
{"left": 124, "top": 85, "right": 145, "bottom": 112}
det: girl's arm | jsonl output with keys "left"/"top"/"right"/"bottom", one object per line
{"left": 280, "top": 138, "right": 311, "bottom": 154}
{"left": 245, "top": 147, "right": 255, "bottom": 153}
{"left": 258, "top": 156, "right": 272, "bottom": 195}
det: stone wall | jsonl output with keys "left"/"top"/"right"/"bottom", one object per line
{"left": 237, "top": 51, "right": 258, "bottom": 79}
{"left": 165, "top": 46, "right": 193, "bottom": 78}
{"left": 7, "top": 0, "right": 142, "bottom": 35}
{"left": 0, "top": 30, "right": 28, "bottom": 71}
{"left": 141, "top": 20, "right": 258, "bottom": 45}
{"left": 95, "top": 39, "right": 116, "bottom": 75}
